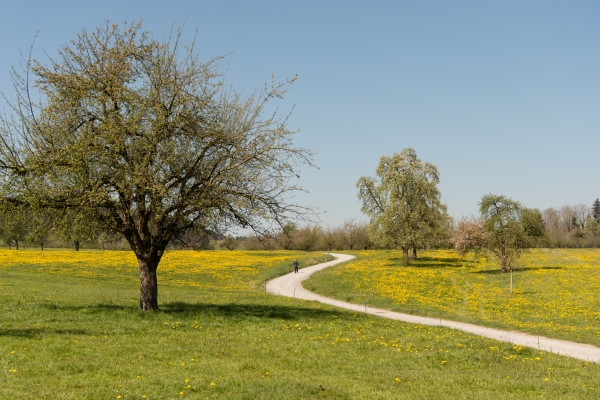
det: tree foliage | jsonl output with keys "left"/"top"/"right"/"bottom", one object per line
{"left": 220, "top": 235, "right": 238, "bottom": 251}
{"left": 0, "top": 22, "right": 313, "bottom": 310}
{"left": 593, "top": 199, "right": 600, "bottom": 223}
{"left": 0, "top": 203, "right": 28, "bottom": 249}
{"left": 520, "top": 208, "right": 547, "bottom": 247}
{"left": 357, "top": 148, "right": 449, "bottom": 262}
{"left": 479, "top": 194, "right": 527, "bottom": 273}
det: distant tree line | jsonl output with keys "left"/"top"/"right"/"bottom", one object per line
{"left": 539, "top": 200, "right": 600, "bottom": 248}
{"left": 3, "top": 192, "right": 599, "bottom": 254}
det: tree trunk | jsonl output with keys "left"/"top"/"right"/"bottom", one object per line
{"left": 402, "top": 247, "right": 410, "bottom": 265}
{"left": 138, "top": 255, "right": 160, "bottom": 311}
{"left": 500, "top": 246, "right": 507, "bottom": 272}
{"left": 411, "top": 246, "right": 417, "bottom": 260}
{"left": 41, "top": 242, "right": 44, "bottom": 251}
{"left": 15, "top": 240, "right": 19, "bottom": 250}
{"left": 74, "top": 239, "right": 80, "bottom": 251}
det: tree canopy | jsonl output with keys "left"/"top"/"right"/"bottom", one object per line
{"left": 0, "top": 22, "right": 313, "bottom": 310}
{"left": 478, "top": 194, "right": 527, "bottom": 273}
{"left": 357, "top": 148, "right": 448, "bottom": 262}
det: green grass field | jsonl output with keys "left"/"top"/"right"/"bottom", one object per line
{"left": 1, "top": 249, "right": 599, "bottom": 399}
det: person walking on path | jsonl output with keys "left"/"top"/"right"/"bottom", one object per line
{"left": 294, "top": 259, "right": 299, "bottom": 273}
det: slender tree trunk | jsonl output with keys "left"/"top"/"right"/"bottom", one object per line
{"left": 411, "top": 246, "right": 417, "bottom": 260}
{"left": 138, "top": 255, "right": 159, "bottom": 311}
{"left": 41, "top": 242, "right": 44, "bottom": 251}
{"left": 15, "top": 240, "right": 19, "bottom": 250}
{"left": 402, "top": 247, "right": 410, "bottom": 265}
{"left": 74, "top": 239, "right": 80, "bottom": 251}
{"left": 500, "top": 246, "right": 507, "bottom": 272}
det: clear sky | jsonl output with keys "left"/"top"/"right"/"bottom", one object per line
{"left": 1, "top": 1, "right": 599, "bottom": 229}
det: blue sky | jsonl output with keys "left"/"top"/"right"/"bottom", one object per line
{"left": 1, "top": 1, "right": 599, "bottom": 229}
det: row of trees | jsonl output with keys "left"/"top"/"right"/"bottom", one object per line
{"left": 241, "top": 220, "right": 374, "bottom": 251}
{"left": 541, "top": 202, "right": 600, "bottom": 247}
{"left": 0, "top": 205, "right": 121, "bottom": 250}
{"left": 7, "top": 196, "right": 599, "bottom": 254}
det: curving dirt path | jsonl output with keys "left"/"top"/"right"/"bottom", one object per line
{"left": 266, "top": 253, "right": 600, "bottom": 363}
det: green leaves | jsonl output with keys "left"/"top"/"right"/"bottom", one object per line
{"left": 357, "top": 148, "right": 449, "bottom": 257}
{"left": 478, "top": 194, "right": 527, "bottom": 272}
{"left": 0, "top": 21, "right": 313, "bottom": 307}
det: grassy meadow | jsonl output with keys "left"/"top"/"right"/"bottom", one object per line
{"left": 306, "top": 249, "right": 600, "bottom": 347}
{"left": 1, "top": 248, "right": 599, "bottom": 399}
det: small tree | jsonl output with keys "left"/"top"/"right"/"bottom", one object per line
{"left": 54, "top": 209, "right": 104, "bottom": 251}
{"left": 341, "top": 220, "right": 360, "bottom": 251}
{"left": 479, "top": 194, "right": 527, "bottom": 274}
{"left": 171, "top": 226, "right": 213, "bottom": 250}
{"left": 0, "top": 203, "right": 29, "bottom": 249}
{"left": 295, "top": 225, "right": 321, "bottom": 251}
{"left": 521, "top": 208, "right": 547, "bottom": 247}
{"left": 479, "top": 194, "right": 530, "bottom": 294}
{"left": 27, "top": 209, "right": 55, "bottom": 250}
{"left": 321, "top": 226, "right": 339, "bottom": 251}
{"left": 592, "top": 199, "right": 600, "bottom": 223}
{"left": 585, "top": 217, "right": 599, "bottom": 235}
{"left": 220, "top": 235, "right": 238, "bottom": 251}
{"left": 451, "top": 217, "right": 488, "bottom": 259}
{"left": 355, "top": 222, "right": 375, "bottom": 250}
{"left": 277, "top": 223, "right": 299, "bottom": 250}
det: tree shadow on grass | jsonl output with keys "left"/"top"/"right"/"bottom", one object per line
{"left": 415, "top": 256, "right": 462, "bottom": 263}
{"left": 41, "top": 303, "right": 129, "bottom": 313}
{"left": 160, "top": 301, "right": 349, "bottom": 320}
{"left": 0, "top": 327, "right": 90, "bottom": 338}
{"left": 471, "top": 266, "right": 564, "bottom": 275}
{"left": 387, "top": 256, "right": 475, "bottom": 269}
{"left": 37, "top": 301, "right": 347, "bottom": 320}
{"left": 1, "top": 302, "right": 347, "bottom": 338}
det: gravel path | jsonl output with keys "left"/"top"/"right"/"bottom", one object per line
{"left": 266, "top": 252, "right": 600, "bottom": 363}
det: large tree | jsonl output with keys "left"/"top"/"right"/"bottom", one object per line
{"left": 0, "top": 22, "right": 313, "bottom": 310}
{"left": 357, "top": 148, "right": 448, "bottom": 263}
